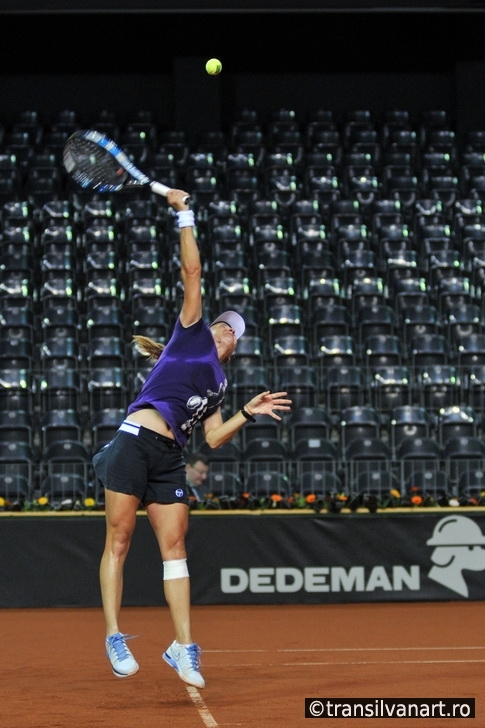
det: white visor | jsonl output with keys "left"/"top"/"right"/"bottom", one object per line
{"left": 210, "top": 310, "right": 246, "bottom": 339}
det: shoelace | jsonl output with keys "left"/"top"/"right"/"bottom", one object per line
{"left": 108, "top": 633, "right": 137, "bottom": 661}
{"left": 186, "top": 643, "right": 202, "bottom": 670}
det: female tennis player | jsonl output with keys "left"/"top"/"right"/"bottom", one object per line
{"left": 93, "top": 188, "right": 292, "bottom": 687}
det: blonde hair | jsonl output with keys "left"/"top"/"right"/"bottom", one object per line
{"left": 133, "top": 331, "right": 234, "bottom": 364}
{"left": 132, "top": 335, "right": 165, "bottom": 362}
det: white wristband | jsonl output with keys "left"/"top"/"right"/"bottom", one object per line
{"left": 176, "top": 210, "right": 195, "bottom": 228}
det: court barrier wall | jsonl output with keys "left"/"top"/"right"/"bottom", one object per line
{"left": 1, "top": 511, "right": 485, "bottom": 607}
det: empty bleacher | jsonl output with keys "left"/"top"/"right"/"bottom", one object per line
{"left": 1, "top": 105, "right": 485, "bottom": 508}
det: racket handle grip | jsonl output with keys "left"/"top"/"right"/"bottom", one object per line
{"left": 150, "top": 180, "right": 190, "bottom": 206}
{"left": 150, "top": 181, "right": 170, "bottom": 197}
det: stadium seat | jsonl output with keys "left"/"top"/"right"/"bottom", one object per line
{"left": 339, "top": 405, "right": 381, "bottom": 454}
{"left": 354, "top": 470, "right": 400, "bottom": 507}
{"left": 90, "top": 408, "right": 125, "bottom": 453}
{"left": 87, "top": 367, "right": 129, "bottom": 412}
{"left": 244, "top": 471, "right": 292, "bottom": 506}
{"left": 0, "top": 441, "right": 35, "bottom": 484}
{"left": 369, "top": 365, "right": 412, "bottom": 413}
{"left": 0, "top": 409, "right": 35, "bottom": 447}
{"left": 40, "top": 409, "right": 83, "bottom": 450}
{"left": 389, "top": 405, "right": 432, "bottom": 457}
{"left": 323, "top": 365, "right": 366, "bottom": 413}
{"left": 396, "top": 436, "right": 443, "bottom": 483}
{"left": 0, "top": 366, "right": 36, "bottom": 412}
{"left": 416, "top": 365, "right": 460, "bottom": 412}
{"left": 443, "top": 436, "right": 485, "bottom": 486}
{"left": 229, "top": 364, "right": 272, "bottom": 410}
{"left": 298, "top": 470, "right": 344, "bottom": 502}
{"left": 42, "top": 440, "right": 91, "bottom": 481}
{"left": 293, "top": 438, "right": 339, "bottom": 487}
{"left": 204, "top": 471, "right": 242, "bottom": 503}
{"left": 344, "top": 437, "right": 392, "bottom": 486}
{"left": 435, "top": 405, "right": 478, "bottom": 448}
{"left": 39, "top": 473, "right": 86, "bottom": 510}
{"left": 405, "top": 469, "right": 451, "bottom": 506}
{"left": 275, "top": 364, "right": 318, "bottom": 408}
{"left": 286, "top": 406, "right": 333, "bottom": 449}
{"left": 239, "top": 417, "right": 280, "bottom": 450}
{"left": 0, "top": 473, "right": 31, "bottom": 509}
{"left": 242, "top": 437, "right": 289, "bottom": 478}
{"left": 198, "top": 441, "right": 242, "bottom": 478}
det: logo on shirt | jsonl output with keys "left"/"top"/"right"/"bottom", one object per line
{"left": 182, "top": 381, "right": 228, "bottom": 435}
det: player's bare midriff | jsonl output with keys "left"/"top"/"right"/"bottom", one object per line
{"left": 125, "top": 408, "right": 175, "bottom": 440}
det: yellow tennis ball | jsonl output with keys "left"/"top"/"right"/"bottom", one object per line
{"left": 205, "top": 58, "right": 222, "bottom": 75}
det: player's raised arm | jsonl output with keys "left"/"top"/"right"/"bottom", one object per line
{"left": 166, "top": 189, "right": 203, "bottom": 328}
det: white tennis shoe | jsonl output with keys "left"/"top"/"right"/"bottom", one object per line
{"left": 162, "top": 640, "right": 205, "bottom": 688}
{"left": 105, "top": 633, "right": 139, "bottom": 678}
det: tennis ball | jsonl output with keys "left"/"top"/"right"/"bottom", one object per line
{"left": 205, "top": 58, "right": 222, "bottom": 75}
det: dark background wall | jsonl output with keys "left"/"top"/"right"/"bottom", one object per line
{"left": 0, "top": 10, "right": 483, "bottom": 138}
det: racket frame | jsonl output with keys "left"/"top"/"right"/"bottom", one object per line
{"left": 64, "top": 129, "right": 188, "bottom": 202}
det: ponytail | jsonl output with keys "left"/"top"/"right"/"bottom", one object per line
{"left": 132, "top": 335, "right": 165, "bottom": 362}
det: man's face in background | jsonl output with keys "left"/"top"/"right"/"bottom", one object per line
{"left": 186, "top": 460, "right": 209, "bottom": 487}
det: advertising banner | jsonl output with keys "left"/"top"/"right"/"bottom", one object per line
{"left": 1, "top": 512, "right": 485, "bottom": 607}
{"left": 187, "top": 512, "right": 485, "bottom": 605}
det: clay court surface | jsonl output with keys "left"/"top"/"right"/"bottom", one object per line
{"left": 2, "top": 601, "right": 482, "bottom": 728}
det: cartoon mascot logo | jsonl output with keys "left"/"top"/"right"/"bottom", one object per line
{"left": 427, "top": 515, "right": 485, "bottom": 597}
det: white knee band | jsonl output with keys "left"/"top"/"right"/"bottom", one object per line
{"left": 163, "top": 558, "right": 189, "bottom": 580}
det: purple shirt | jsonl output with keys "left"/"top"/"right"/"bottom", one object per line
{"left": 127, "top": 317, "right": 228, "bottom": 448}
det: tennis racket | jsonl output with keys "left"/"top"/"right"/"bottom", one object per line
{"left": 63, "top": 129, "right": 189, "bottom": 203}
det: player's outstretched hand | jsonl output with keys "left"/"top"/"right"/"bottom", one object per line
{"left": 245, "top": 391, "right": 292, "bottom": 421}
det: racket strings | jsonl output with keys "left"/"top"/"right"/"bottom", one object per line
{"left": 64, "top": 137, "right": 129, "bottom": 191}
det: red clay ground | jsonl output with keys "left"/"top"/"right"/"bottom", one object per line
{"left": 2, "top": 601, "right": 482, "bottom": 728}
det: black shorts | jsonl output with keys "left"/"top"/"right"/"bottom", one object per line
{"left": 92, "top": 421, "right": 189, "bottom": 506}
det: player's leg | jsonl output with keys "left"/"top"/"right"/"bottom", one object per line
{"left": 146, "top": 501, "right": 191, "bottom": 641}
{"left": 101, "top": 488, "right": 140, "bottom": 677}
{"left": 146, "top": 501, "right": 205, "bottom": 688}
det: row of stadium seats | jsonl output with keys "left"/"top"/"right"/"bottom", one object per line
{"left": 1, "top": 106, "right": 485, "bottom": 511}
